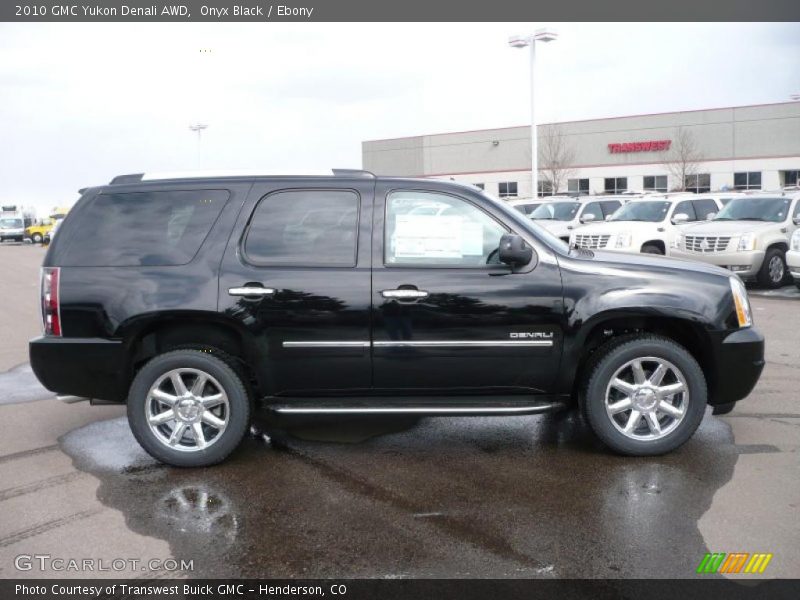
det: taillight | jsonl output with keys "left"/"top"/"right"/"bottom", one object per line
{"left": 41, "top": 267, "right": 61, "bottom": 336}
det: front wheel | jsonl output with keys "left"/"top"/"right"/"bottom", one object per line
{"left": 127, "top": 350, "right": 251, "bottom": 467}
{"left": 32, "top": 233, "right": 43, "bottom": 244}
{"left": 581, "top": 334, "right": 706, "bottom": 456}
{"left": 757, "top": 248, "right": 787, "bottom": 289}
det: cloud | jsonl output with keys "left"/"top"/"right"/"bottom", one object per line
{"left": 0, "top": 22, "right": 798, "bottom": 213}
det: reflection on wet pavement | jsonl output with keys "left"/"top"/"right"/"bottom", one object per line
{"left": 58, "top": 408, "right": 737, "bottom": 578}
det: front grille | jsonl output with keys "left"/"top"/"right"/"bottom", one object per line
{"left": 684, "top": 235, "right": 731, "bottom": 253}
{"left": 574, "top": 234, "right": 611, "bottom": 249}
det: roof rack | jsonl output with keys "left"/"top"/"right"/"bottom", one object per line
{"left": 331, "top": 168, "right": 375, "bottom": 178}
{"left": 109, "top": 168, "right": 375, "bottom": 184}
{"left": 109, "top": 173, "right": 145, "bottom": 184}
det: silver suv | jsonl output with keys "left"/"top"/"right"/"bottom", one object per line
{"left": 670, "top": 192, "right": 800, "bottom": 288}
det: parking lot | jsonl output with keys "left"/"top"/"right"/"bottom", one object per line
{"left": 0, "top": 242, "right": 797, "bottom": 579}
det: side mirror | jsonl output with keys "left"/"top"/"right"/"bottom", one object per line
{"left": 605, "top": 214, "right": 613, "bottom": 221}
{"left": 706, "top": 212, "right": 717, "bottom": 220}
{"left": 499, "top": 233, "right": 534, "bottom": 269}
{"left": 580, "top": 213, "right": 596, "bottom": 224}
{"left": 793, "top": 216, "right": 800, "bottom": 226}
{"left": 671, "top": 213, "right": 689, "bottom": 224}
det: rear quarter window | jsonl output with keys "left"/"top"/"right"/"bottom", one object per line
{"left": 59, "top": 190, "right": 229, "bottom": 267}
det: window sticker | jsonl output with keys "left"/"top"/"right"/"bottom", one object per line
{"left": 392, "top": 215, "right": 483, "bottom": 259}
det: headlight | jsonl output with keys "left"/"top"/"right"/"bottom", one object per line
{"left": 730, "top": 277, "right": 752, "bottom": 328}
{"left": 737, "top": 232, "right": 756, "bottom": 252}
{"left": 791, "top": 229, "right": 800, "bottom": 252}
{"left": 671, "top": 233, "right": 683, "bottom": 249}
{"left": 615, "top": 232, "right": 632, "bottom": 248}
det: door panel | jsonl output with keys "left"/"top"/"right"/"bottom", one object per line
{"left": 371, "top": 184, "right": 564, "bottom": 394}
{"left": 218, "top": 181, "right": 373, "bottom": 396}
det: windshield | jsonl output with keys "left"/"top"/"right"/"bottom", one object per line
{"left": 608, "top": 201, "right": 670, "bottom": 223}
{"left": 713, "top": 197, "right": 790, "bottom": 222}
{"left": 530, "top": 202, "right": 580, "bottom": 221}
{"left": 0, "top": 218, "right": 23, "bottom": 228}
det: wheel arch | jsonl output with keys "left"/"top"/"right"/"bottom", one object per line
{"left": 640, "top": 240, "right": 666, "bottom": 254}
{"left": 119, "top": 312, "right": 269, "bottom": 401}
{"left": 564, "top": 311, "right": 718, "bottom": 405}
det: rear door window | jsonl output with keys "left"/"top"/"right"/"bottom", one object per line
{"left": 673, "top": 200, "right": 698, "bottom": 222}
{"left": 693, "top": 199, "right": 719, "bottom": 220}
{"left": 599, "top": 200, "right": 622, "bottom": 218}
{"left": 60, "top": 190, "right": 229, "bottom": 266}
{"left": 580, "top": 202, "right": 604, "bottom": 222}
{"left": 243, "top": 189, "right": 359, "bottom": 266}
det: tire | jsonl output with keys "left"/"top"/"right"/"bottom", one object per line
{"left": 127, "top": 350, "right": 251, "bottom": 467}
{"left": 795, "top": 280, "right": 800, "bottom": 291}
{"left": 641, "top": 244, "right": 664, "bottom": 255}
{"left": 32, "top": 233, "right": 42, "bottom": 244}
{"left": 581, "top": 334, "right": 706, "bottom": 456}
{"left": 756, "top": 248, "right": 787, "bottom": 289}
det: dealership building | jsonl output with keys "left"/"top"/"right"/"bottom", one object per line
{"left": 362, "top": 101, "right": 800, "bottom": 199}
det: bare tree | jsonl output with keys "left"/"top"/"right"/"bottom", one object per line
{"left": 661, "top": 127, "right": 704, "bottom": 191}
{"left": 537, "top": 124, "right": 577, "bottom": 196}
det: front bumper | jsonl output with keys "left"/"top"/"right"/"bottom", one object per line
{"left": 787, "top": 250, "right": 800, "bottom": 280}
{"left": 29, "top": 336, "right": 128, "bottom": 403}
{"left": 708, "top": 327, "right": 765, "bottom": 405}
{"left": 669, "top": 248, "right": 765, "bottom": 280}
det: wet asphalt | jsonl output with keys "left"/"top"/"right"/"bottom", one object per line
{"left": 0, "top": 244, "right": 797, "bottom": 579}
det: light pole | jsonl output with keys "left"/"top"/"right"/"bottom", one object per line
{"left": 189, "top": 122, "right": 208, "bottom": 168}
{"left": 509, "top": 28, "right": 558, "bottom": 198}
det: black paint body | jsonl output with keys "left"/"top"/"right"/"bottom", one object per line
{"left": 30, "top": 175, "right": 764, "bottom": 407}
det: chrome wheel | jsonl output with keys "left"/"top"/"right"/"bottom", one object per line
{"left": 604, "top": 356, "right": 689, "bottom": 441}
{"left": 768, "top": 255, "right": 784, "bottom": 284}
{"left": 145, "top": 368, "right": 229, "bottom": 452}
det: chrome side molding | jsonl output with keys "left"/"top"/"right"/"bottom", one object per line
{"left": 373, "top": 340, "right": 553, "bottom": 348}
{"left": 282, "top": 341, "right": 370, "bottom": 348}
{"left": 282, "top": 340, "right": 554, "bottom": 348}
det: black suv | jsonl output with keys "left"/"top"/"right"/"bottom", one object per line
{"left": 30, "top": 170, "right": 765, "bottom": 467}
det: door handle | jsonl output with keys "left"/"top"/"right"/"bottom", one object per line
{"left": 381, "top": 289, "right": 429, "bottom": 299}
{"left": 228, "top": 286, "right": 276, "bottom": 297}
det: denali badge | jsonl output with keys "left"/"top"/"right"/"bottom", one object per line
{"left": 510, "top": 332, "right": 554, "bottom": 339}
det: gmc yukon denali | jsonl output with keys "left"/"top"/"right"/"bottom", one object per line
{"left": 30, "top": 170, "right": 765, "bottom": 467}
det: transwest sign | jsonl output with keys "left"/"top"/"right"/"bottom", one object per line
{"left": 608, "top": 140, "right": 671, "bottom": 154}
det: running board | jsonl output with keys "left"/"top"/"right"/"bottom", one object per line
{"left": 268, "top": 397, "right": 568, "bottom": 416}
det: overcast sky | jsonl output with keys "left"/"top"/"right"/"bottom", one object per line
{"left": 1, "top": 22, "right": 798, "bottom": 214}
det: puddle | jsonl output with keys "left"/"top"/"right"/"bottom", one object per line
{"left": 57, "top": 408, "right": 740, "bottom": 578}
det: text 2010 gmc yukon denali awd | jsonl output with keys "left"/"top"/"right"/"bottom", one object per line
{"left": 30, "top": 170, "right": 765, "bottom": 467}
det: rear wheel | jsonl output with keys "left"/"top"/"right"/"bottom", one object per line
{"left": 757, "top": 248, "right": 787, "bottom": 289}
{"left": 581, "top": 334, "right": 706, "bottom": 456}
{"left": 127, "top": 350, "right": 251, "bottom": 467}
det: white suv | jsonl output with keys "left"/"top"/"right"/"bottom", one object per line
{"left": 530, "top": 196, "right": 623, "bottom": 243}
{"left": 570, "top": 194, "right": 723, "bottom": 255}
{"left": 507, "top": 198, "right": 543, "bottom": 216}
{"left": 788, "top": 228, "right": 800, "bottom": 290}
{"left": 671, "top": 193, "right": 800, "bottom": 288}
